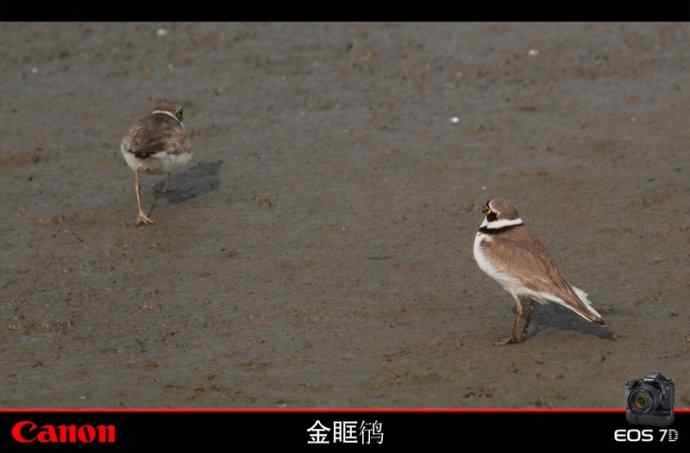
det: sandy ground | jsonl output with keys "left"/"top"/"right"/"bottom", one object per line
{"left": 1, "top": 23, "right": 690, "bottom": 407}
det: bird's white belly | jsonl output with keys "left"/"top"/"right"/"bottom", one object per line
{"left": 473, "top": 232, "right": 566, "bottom": 306}
{"left": 473, "top": 232, "right": 522, "bottom": 296}
{"left": 121, "top": 146, "right": 192, "bottom": 175}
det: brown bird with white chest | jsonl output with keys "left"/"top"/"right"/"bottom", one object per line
{"left": 120, "top": 102, "right": 192, "bottom": 226}
{"left": 473, "top": 198, "right": 606, "bottom": 345}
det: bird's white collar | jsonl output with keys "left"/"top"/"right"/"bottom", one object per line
{"left": 480, "top": 217, "right": 524, "bottom": 230}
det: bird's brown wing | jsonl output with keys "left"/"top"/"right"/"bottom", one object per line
{"left": 482, "top": 228, "right": 602, "bottom": 322}
{"left": 124, "top": 124, "right": 190, "bottom": 159}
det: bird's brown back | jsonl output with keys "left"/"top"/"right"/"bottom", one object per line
{"left": 124, "top": 114, "right": 190, "bottom": 159}
{"left": 480, "top": 225, "right": 597, "bottom": 320}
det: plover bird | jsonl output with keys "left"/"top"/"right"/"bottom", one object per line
{"left": 120, "top": 102, "right": 192, "bottom": 226}
{"left": 473, "top": 198, "right": 605, "bottom": 344}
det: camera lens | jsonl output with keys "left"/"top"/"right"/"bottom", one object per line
{"left": 629, "top": 389, "right": 655, "bottom": 413}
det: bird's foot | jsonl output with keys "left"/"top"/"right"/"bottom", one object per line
{"left": 493, "top": 336, "right": 524, "bottom": 346}
{"left": 136, "top": 212, "right": 156, "bottom": 226}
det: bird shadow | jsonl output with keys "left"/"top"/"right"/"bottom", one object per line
{"left": 524, "top": 302, "right": 616, "bottom": 341}
{"left": 152, "top": 160, "right": 224, "bottom": 205}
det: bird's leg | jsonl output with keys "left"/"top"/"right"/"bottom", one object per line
{"left": 522, "top": 300, "right": 536, "bottom": 337}
{"left": 510, "top": 299, "right": 525, "bottom": 343}
{"left": 494, "top": 296, "right": 525, "bottom": 346}
{"left": 134, "top": 170, "right": 155, "bottom": 226}
{"left": 157, "top": 173, "right": 172, "bottom": 194}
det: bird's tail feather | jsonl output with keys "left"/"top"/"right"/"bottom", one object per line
{"left": 529, "top": 287, "right": 606, "bottom": 325}
{"left": 571, "top": 286, "right": 606, "bottom": 325}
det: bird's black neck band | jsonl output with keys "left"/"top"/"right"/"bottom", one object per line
{"left": 478, "top": 223, "right": 523, "bottom": 235}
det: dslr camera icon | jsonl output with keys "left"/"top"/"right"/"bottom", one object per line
{"left": 625, "top": 372, "right": 675, "bottom": 427}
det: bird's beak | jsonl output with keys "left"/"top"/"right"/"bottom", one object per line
{"left": 482, "top": 206, "right": 491, "bottom": 215}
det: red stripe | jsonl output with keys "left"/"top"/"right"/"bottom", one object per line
{"left": 1, "top": 407, "right": 689, "bottom": 413}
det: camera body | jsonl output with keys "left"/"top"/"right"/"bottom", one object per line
{"left": 625, "top": 372, "right": 675, "bottom": 427}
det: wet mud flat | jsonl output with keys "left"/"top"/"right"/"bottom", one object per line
{"left": 1, "top": 23, "right": 690, "bottom": 406}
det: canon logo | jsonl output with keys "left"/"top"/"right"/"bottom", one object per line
{"left": 11, "top": 420, "right": 116, "bottom": 444}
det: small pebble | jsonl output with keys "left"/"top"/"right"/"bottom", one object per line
{"left": 450, "top": 116, "right": 460, "bottom": 124}
{"left": 481, "top": 186, "right": 487, "bottom": 191}
{"left": 157, "top": 28, "right": 168, "bottom": 37}
{"left": 31, "top": 67, "right": 38, "bottom": 74}
{"left": 528, "top": 49, "right": 539, "bottom": 57}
